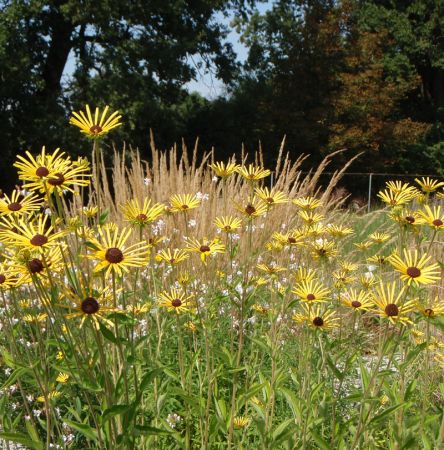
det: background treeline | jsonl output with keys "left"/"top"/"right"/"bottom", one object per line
{"left": 1, "top": 0, "right": 444, "bottom": 194}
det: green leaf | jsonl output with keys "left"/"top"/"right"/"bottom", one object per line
{"left": 63, "top": 419, "right": 98, "bottom": 441}
{"left": 99, "top": 323, "right": 118, "bottom": 344}
{"left": 369, "top": 403, "right": 406, "bottom": 424}
{"left": 272, "top": 418, "right": 294, "bottom": 442}
{"left": 139, "top": 368, "right": 164, "bottom": 393}
{"left": 0, "top": 432, "right": 43, "bottom": 450}
{"left": 99, "top": 208, "right": 110, "bottom": 225}
{"left": 311, "top": 430, "right": 331, "bottom": 450}
{"left": 0, "top": 367, "right": 30, "bottom": 390}
{"left": 102, "top": 404, "right": 130, "bottom": 423}
{"left": 133, "top": 425, "right": 171, "bottom": 436}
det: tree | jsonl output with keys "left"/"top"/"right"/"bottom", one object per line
{"left": 0, "top": 0, "right": 255, "bottom": 188}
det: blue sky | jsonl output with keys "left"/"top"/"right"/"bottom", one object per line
{"left": 63, "top": 2, "right": 272, "bottom": 99}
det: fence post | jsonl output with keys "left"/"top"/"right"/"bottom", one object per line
{"left": 367, "top": 173, "right": 373, "bottom": 213}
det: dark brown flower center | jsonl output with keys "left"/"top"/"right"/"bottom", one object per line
{"left": 306, "top": 293, "right": 316, "bottom": 301}
{"left": 312, "top": 316, "right": 324, "bottom": 326}
{"left": 266, "top": 197, "right": 274, "bottom": 204}
{"left": 318, "top": 249, "right": 327, "bottom": 255}
{"left": 406, "top": 267, "right": 421, "bottom": 278}
{"left": 30, "top": 234, "right": 48, "bottom": 246}
{"left": 385, "top": 303, "right": 399, "bottom": 317}
{"left": 245, "top": 204, "right": 256, "bottom": 215}
{"left": 424, "top": 308, "right": 434, "bottom": 317}
{"left": 7, "top": 202, "right": 22, "bottom": 212}
{"left": 200, "top": 245, "right": 211, "bottom": 253}
{"left": 181, "top": 204, "right": 189, "bottom": 210}
{"left": 28, "top": 258, "right": 44, "bottom": 274}
{"left": 0, "top": 274, "right": 5, "bottom": 284}
{"left": 48, "top": 172, "right": 65, "bottom": 186}
{"left": 432, "top": 219, "right": 443, "bottom": 227}
{"left": 351, "top": 300, "right": 362, "bottom": 308}
{"left": 105, "top": 247, "right": 124, "bottom": 263}
{"left": 90, "top": 125, "right": 103, "bottom": 134}
{"left": 81, "top": 297, "right": 100, "bottom": 314}
{"left": 137, "top": 213, "right": 148, "bottom": 221}
{"left": 224, "top": 225, "right": 232, "bottom": 232}
{"left": 405, "top": 216, "right": 415, "bottom": 223}
{"left": 36, "top": 166, "right": 49, "bottom": 177}
{"left": 172, "top": 298, "right": 182, "bottom": 307}
{"left": 288, "top": 237, "right": 296, "bottom": 244}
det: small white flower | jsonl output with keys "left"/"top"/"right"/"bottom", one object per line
{"left": 188, "top": 219, "right": 196, "bottom": 228}
{"left": 212, "top": 176, "right": 218, "bottom": 182}
{"left": 144, "top": 177, "right": 152, "bottom": 185}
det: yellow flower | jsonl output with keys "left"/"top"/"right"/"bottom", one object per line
{"left": 385, "top": 180, "right": 416, "bottom": 195}
{"left": 209, "top": 161, "right": 240, "bottom": 178}
{"left": 293, "top": 267, "right": 317, "bottom": 283}
{"left": 367, "top": 254, "right": 391, "bottom": 265}
{"left": 298, "top": 210, "right": 325, "bottom": 225}
{"left": 339, "top": 261, "right": 359, "bottom": 272}
{"left": 56, "top": 351, "right": 64, "bottom": 360}
{"left": 37, "top": 391, "right": 61, "bottom": 402}
{"left": 236, "top": 164, "right": 271, "bottom": 182}
{"left": 0, "top": 263, "right": 21, "bottom": 289}
{"left": 417, "top": 296, "right": 444, "bottom": 318}
{"left": 369, "top": 232, "right": 391, "bottom": 244}
{"left": 332, "top": 270, "right": 356, "bottom": 288}
{"left": 415, "top": 177, "right": 444, "bottom": 193}
{"left": 341, "top": 289, "right": 373, "bottom": 311}
{"left": 56, "top": 373, "right": 69, "bottom": 383}
{"left": 233, "top": 416, "right": 251, "bottom": 429}
{"left": 378, "top": 189, "right": 415, "bottom": 206}
{"left": 169, "top": 194, "right": 201, "bottom": 212}
{"left": 292, "top": 196, "right": 322, "bottom": 210}
{"left": 310, "top": 239, "right": 338, "bottom": 260}
{"left": 354, "top": 241, "right": 373, "bottom": 251}
{"left": 81, "top": 206, "right": 99, "bottom": 218}
{"left": 23, "top": 313, "right": 48, "bottom": 323}
{"left": 158, "top": 288, "right": 194, "bottom": 314}
{"left": 0, "top": 190, "right": 43, "bottom": 217}
{"left": 214, "top": 216, "right": 242, "bottom": 233}
{"left": 185, "top": 237, "right": 225, "bottom": 264}
{"left": 388, "top": 250, "right": 440, "bottom": 286}
{"left": 184, "top": 321, "right": 197, "bottom": 332}
{"left": 69, "top": 105, "right": 122, "bottom": 138}
{"left": 293, "top": 304, "right": 339, "bottom": 330}
{"left": 120, "top": 198, "right": 164, "bottom": 226}
{"left": 326, "top": 224, "right": 354, "bottom": 237}
{"left": 388, "top": 209, "right": 421, "bottom": 226}
{"left": 254, "top": 187, "right": 288, "bottom": 206}
{"left": 155, "top": 248, "right": 189, "bottom": 266}
{"left": 271, "top": 231, "right": 305, "bottom": 247}
{"left": 0, "top": 214, "right": 65, "bottom": 252}
{"left": 89, "top": 226, "right": 150, "bottom": 277}
{"left": 417, "top": 205, "right": 444, "bottom": 229}
{"left": 252, "top": 304, "right": 271, "bottom": 314}
{"left": 256, "top": 263, "right": 286, "bottom": 275}
{"left": 42, "top": 158, "right": 91, "bottom": 196}
{"left": 178, "top": 271, "right": 191, "bottom": 287}
{"left": 359, "top": 273, "right": 378, "bottom": 290}
{"left": 372, "top": 282, "right": 415, "bottom": 325}
{"left": 234, "top": 200, "right": 268, "bottom": 219}
{"left": 292, "top": 280, "right": 330, "bottom": 303}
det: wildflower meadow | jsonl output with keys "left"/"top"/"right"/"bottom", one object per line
{"left": 0, "top": 106, "right": 444, "bottom": 449}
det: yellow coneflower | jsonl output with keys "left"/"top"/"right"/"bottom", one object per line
{"left": 298, "top": 210, "right": 324, "bottom": 225}
{"left": 209, "top": 161, "right": 240, "bottom": 178}
{"left": 293, "top": 267, "right": 317, "bottom": 283}
{"left": 293, "top": 304, "right": 339, "bottom": 330}
{"left": 69, "top": 105, "right": 122, "bottom": 138}
{"left": 339, "top": 261, "right": 359, "bottom": 272}
{"left": 385, "top": 180, "right": 417, "bottom": 195}
{"left": 252, "top": 304, "right": 271, "bottom": 315}
{"left": 303, "top": 223, "right": 325, "bottom": 238}
{"left": 126, "top": 302, "right": 151, "bottom": 315}
{"left": 14, "top": 147, "right": 67, "bottom": 186}
{"left": 388, "top": 250, "right": 440, "bottom": 286}
{"left": 56, "top": 373, "right": 69, "bottom": 383}
{"left": 120, "top": 198, "right": 164, "bottom": 226}
{"left": 292, "top": 280, "right": 330, "bottom": 303}
{"left": 332, "top": 270, "right": 356, "bottom": 288}
{"left": 0, "top": 190, "right": 43, "bottom": 217}
{"left": 23, "top": 313, "right": 48, "bottom": 323}
{"left": 254, "top": 187, "right": 288, "bottom": 207}
{"left": 256, "top": 262, "right": 286, "bottom": 275}
{"left": 155, "top": 248, "right": 189, "bottom": 266}
{"left": 271, "top": 231, "right": 305, "bottom": 248}
{"left": 326, "top": 224, "right": 354, "bottom": 238}
{"left": 169, "top": 194, "right": 201, "bottom": 213}
{"left": 369, "top": 232, "right": 391, "bottom": 244}
{"left": 184, "top": 321, "right": 197, "bottom": 332}
{"left": 236, "top": 164, "right": 271, "bottom": 182}
{"left": 177, "top": 271, "right": 191, "bottom": 287}
{"left": 59, "top": 290, "right": 118, "bottom": 330}
{"left": 378, "top": 189, "right": 415, "bottom": 207}
{"left": 0, "top": 214, "right": 65, "bottom": 252}
{"left": 354, "top": 241, "right": 373, "bottom": 251}
{"left": 417, "top": 296, "right": 444, "bottom": 318}
{"left": 214, "top": 216, "right": 242, "bottom": 233}
{"left": 88, "top": 226, "right": 150, "bottom": 277}
{"left": 417, "top": 205, "right": 444, "bottom": 229}
{"left": 234, "top": 200, "right": 268, "bottom": 219}
{"left": 81, "top": 205, "right": 99, "bottom": 218}
{"left": 146, "top": 236, "right": 165, "bottom": 251}
{"left": 372, "top": 282, "right": 415, "bottom": 325}
{"left": 158, "top": 288, "right": 194, "bottom": 314}
{"left": 292, "top": 196, "right": 322, "bottom": 210}
{"left": 415, "top": 177, "right": 444, "bottom": 193}
{"left": 359, "top": 273, "right": 378, "bottom": 290}
{"left": 233, "top": 416, "right": 251, "bottom": 429}
{"left": 341, "top": 289, "right": 373, "bottom": 311}
{"left": 388, "top": 209, "right": 421, "bottom": 226}
{"left": 310, "top": 239, "right": 338, "bottom": 260}
{"left": 37, "top": 391, "right": 61, "bottom": 402}
{"left": 185, "top": 237, "right": 225, "bottom": 264}
{"left": 367, "top": 254, "right": 391, "bottom": 265}
{"left": 0, "top": 263, "right": 20, "bottom": 290}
